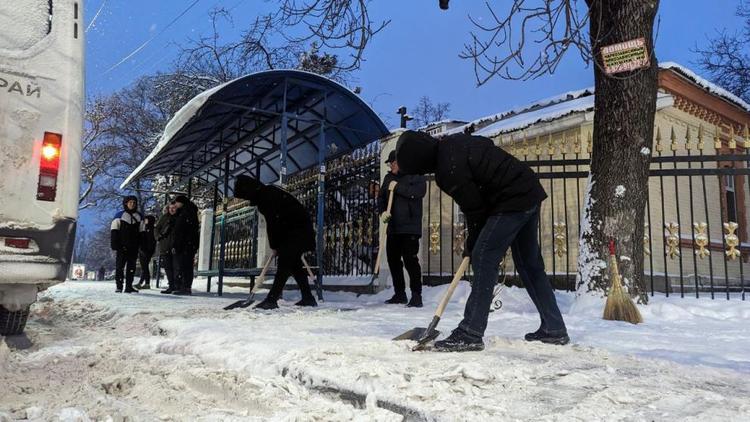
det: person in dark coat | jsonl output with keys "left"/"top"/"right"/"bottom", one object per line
{"left": 379, "top": 150, "right": 427, "bottom": 307}
{"left": 171, "top": 195, "right": 200, "bottom": 295}
{"left": 135, "top": 215, "right": 157, "bottom": 290}
{"left": 234, "top": 175, "right": 317, "bottom": 310}
{"left": 395, "top": 130, "right": 569, "bottom": 352}
{"left": 155, "top": 203, "right": 178, "bottom": 294}
{"left": 97, "top": 266, "right": 105, "bottom": 281}
{"left": 110, "top": 195, "right": 144, "bottom": 293}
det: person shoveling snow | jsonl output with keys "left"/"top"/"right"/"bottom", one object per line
{"left": 395, "top": 130, "right": 569, "bottom": 352}
{"left": 234, "top": 176, "right": 318, "bottom": 310}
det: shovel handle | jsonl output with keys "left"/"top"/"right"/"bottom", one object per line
{"left": 301, "top": 255, "right": 315, "bottom": 279}
{"left": 253, "top": 252, "right": 276, "bottom": 290}
{"left": 373, "top": 186, "right": 397, "bottom": 275}
{"left": 433, "top": 257, "right": 471, "bottom": 318}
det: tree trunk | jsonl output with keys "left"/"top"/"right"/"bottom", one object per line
{"left": 577, "top": 0, "right": 660, "bottom": 304}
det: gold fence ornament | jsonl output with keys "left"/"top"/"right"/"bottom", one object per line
{"left": 697, "top": 124, "right": 705, "bottom": 151}
{"left": 548, "top": 134, "right": 556, "bottom": 156}
{"left": 714, "top": 125, "right": 722, "bottom": 150}
{"left": 429, "top": 222, "right": 441, "bottom": 255}
{"left": 644, "top": 223, "right": 651, "bottom": 256}
{"left": 729, "top": 125, "right": 737, "bottom": 149}
{"left": 724, "top": 222, "right": 741, "bottom": 260}
{"left": 744, "top": 124, "right": 750, "bottom": 149}
{"left": 665, "top": 222, "right": 680, "bottom": 259}
{"left": 684, "top": 126, "right": 692, "bottom": 151}
{"left": 553, "top": 222, "right": 567, "bottom": 257}
{"left": 655, "top": 126, "right": 663, "bottom": 153}
{"left": 694, "top": 222, "right": 709, "bottom": 259}
{"left": 587, "top": 131, "right": 593, "bottom": 154}
{"left": 670, "top": 126, "right": 678, "bottom": 151}
{"left": 522, "top": 133, "right": 530, "bottom": 156}
{"left": 535, "top": 136, "right": 543, "bottom": 156}
{"left": 573, "top": 131, "right": 582, "bottom": 154}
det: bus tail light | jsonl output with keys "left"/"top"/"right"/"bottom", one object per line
{"left": 37, "top": 132, "right": 62, "bottom": 202}
{"left": 4, "top": 238, "right": 30, "bottom": 249}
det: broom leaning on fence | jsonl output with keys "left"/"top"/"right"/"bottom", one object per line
{"left": 603, "top": 239, "right": 643, "bottom": 324}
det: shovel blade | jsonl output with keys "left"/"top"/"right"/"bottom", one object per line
{"left": 393, "top": 327, "right": 440, "bottom": 343}
{"left": 223, "top": 298, "right": 255, "bottom": 310}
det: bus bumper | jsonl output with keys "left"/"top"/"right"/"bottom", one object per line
{"left": 0, "top": 218, "right": 77, "bottom": 282}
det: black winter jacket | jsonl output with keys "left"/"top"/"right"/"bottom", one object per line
{"left": 140, "top": 217, "right": 156, "bottom": 257}
{"left": 234, "top": 175, "right": 315, "bottom": 254}
{"left": 154, "top": 212, "right": 175, "bottom": 255}
{"left": 378, "top": 172, "right": 426, "bottom": 236}
{"left": 396, "top": 131, "right": 547, "bottom": 253}
{"left": 172, "top": 202, "right": 200, "bottom": 254}
{"left": 110, "top": 197, "right": 144, "bottom": 254}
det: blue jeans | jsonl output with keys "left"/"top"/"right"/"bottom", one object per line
{"left": 458, "top": 206, "right": 567, "bottom": 338}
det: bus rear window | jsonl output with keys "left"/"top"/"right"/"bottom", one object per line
{"left": 0, "top": 1, "right": 53, "bottom": 51}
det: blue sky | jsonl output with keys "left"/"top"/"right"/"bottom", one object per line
{"left": 84, "top": 0, "right": 743, "bottom": 127}
{"left": 79, "top": 0, "right": 744, "bottom": 233}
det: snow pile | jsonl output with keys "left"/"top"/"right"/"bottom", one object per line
{"left": 2, "top": 281, "right": 750, "bottom": 420}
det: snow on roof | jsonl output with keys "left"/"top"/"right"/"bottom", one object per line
{"left": 473, "top": 95, "right": 595, "bottom": 138}
{"left": 121, "top": 79, "right": 230, "bottom": 189}
{"left": 659, "top": 61, "right": 750, "bottom": 112}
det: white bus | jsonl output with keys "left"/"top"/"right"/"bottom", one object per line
{"left": 0, "top": 1, "right": 84, "bottom": 335}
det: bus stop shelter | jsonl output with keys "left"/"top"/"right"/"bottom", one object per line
{"left": 121, "top": 70, "right": 389, "bottom": 297}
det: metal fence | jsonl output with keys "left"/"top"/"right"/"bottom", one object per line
{"left": 287, "top": 141, "right": 381, "bottom": 277}
{"left": 421, "top": 125, "right": 749, "bottom": 300}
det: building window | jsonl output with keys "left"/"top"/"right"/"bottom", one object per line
{"left": 725, "top": 175, "right": 738, "bottom": 223}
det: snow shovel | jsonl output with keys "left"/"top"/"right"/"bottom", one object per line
{"left": 301, "top": 255, "right": 323, "bottom": 300}
{"left": 357, "top": 183, "right": 397, "bottom": 297}
{"left": 223, "top": 252, "right": 276, "bottom": 310}
{"left": 393, "top": 256, "right": 471, "bottom": 351}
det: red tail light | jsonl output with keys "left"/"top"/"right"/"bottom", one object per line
{"left": 37, "top": 132, "right": 62, "bottom": 201}
{"left": 5, "top": 238, "right": 30, "bottom": 249}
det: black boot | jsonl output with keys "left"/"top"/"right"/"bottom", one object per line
{"left": 115, "top": 287, "right": 123, "bottom": 293}
{"left": 140, "top": 283, "right": 151, "bottom": 290}
{"left": 124, "top": 287, "right": 139, "bottom": 293}
{"left": 172, "top": 289, "right": 192, "bottom": 296}
{"left": 434, "top": 329, "right": 485, "bottom": 352}
{"left": 524, "top": 328, "right": 570, "bottom": 345}
{"left": 295, "top": 295, "right": 318, "bottom": 307}
{"left": 255, "top": 299, "right": 279, "bottom": 310}
{"left": 385, "top": 293, "right": 408, "bottom": 304}
{"left": 406, "top": 294, "right": 423, "bottom": 308}
{"left": 160, "top": 288, "right": 175, "bottom": 294}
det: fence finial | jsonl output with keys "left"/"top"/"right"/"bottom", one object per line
{"left": 697, "top": 124, "right": 705, "bottom": 151}
{"left": 670, "top": 126, "right": 678, "bottom": 151}
{"left": 744, "top": 124, "right": 750, "bottom": 149}
{"left": 655, "top": 126, "right": 663, "bottom": 152}
{"left": 714, "top": 125, "right": 722, "bottom": 150}
{"left": 728, "top": 125, "right": 737, "bottom": 149}
{"left": 684, "top": 126, "right": 692, "bottom": 151}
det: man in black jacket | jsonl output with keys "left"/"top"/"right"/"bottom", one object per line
{"left": 379, "top": 150, "right": 427, "bottom": 307}
{"left": 110, "top": 195, "right": 144, "bottom": 293}
{"left": 172, "top": 195, "right": 200, "bottom": 295}
{"left": 234, "top": 175, "right": 317, "bottom": 310}
{"left": 396, "top": 130, "right": 569, "bottom": 352}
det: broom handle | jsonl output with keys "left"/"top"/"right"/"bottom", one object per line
{"left": 434, "top": 257, "right": 471, "bottom": 318}
{"left": 373, "top": 185, "right": 397, "bottom": 275}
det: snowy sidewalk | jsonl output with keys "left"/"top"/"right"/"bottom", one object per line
{"left": 2, "top": 280, "right": 750, "bottom": 421}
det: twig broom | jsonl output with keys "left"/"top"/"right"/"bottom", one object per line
{"left": 603, "top": 239, "right": 643, "bottom": 324}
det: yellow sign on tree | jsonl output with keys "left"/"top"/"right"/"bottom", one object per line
{"left": 601, "top": 38, "right": 650, "bottom": 75}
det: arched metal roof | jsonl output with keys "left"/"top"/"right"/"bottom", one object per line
{"left": 121, "top": 69, "right": 389, "bottom": 192}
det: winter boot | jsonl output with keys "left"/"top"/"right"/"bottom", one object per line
{"left": 115, "top": 287, "right": 123, "bottom": 293}
{"left": 434, "top": 329, "right": 485, "bottom": 352}
{"left": 255, "top": 299, "right": 279, "bottom": 310}
{"left": 172, "top": 289, "right": 192, "bottom": 296}
{"left": 160, "top": 288, "right": 175, "bottom": 294}
{"left": 124, "top": 287, "right": 139, "bottom": 294}
{"left": 385, "top": 293, "right": 408, "bottom": 304}
{"left": 140, "top": 283, "right": 151, "bottom": 290}
{"left": 406, "top": 294, "right": 423, "bottom": 308}
{"left": 295, "top": 295, "right": 318, "bottom": 307}
{"left": 524, "top": 328, "right": 570, "bottom": 345}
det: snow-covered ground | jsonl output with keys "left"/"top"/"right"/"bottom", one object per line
{"left": 2, "top": 280, "right": 750, "bottom": 421}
